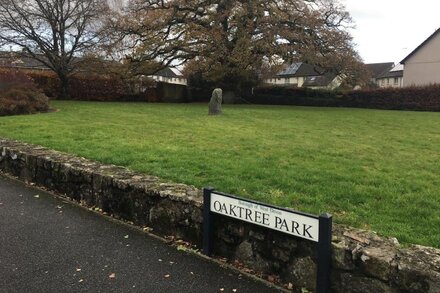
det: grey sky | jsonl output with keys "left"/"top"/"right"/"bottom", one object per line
{"left": 343, "top": 0, "right": 439, "bottom": 64}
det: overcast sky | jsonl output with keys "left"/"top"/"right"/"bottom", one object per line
{"left": 343, "top": 0, "right": 439, "bottom": 64}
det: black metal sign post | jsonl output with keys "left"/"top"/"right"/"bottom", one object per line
{"left": 203, "top": 187, "right": 214, "bottom": 256}
{"left": 317, "top": 213, "right": 333, "bottom": 293}
{"left": 202, "top": 187, "right": 333, "bottom": 292}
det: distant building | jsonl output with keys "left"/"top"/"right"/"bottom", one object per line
{"left": 264, "top": 62, "right": 342, "bottom": 90}
{"left": 0, "top": 51, "right": 50, "bottom": 71}
{"left": 376, "top": 64, "right": 404, "bottom": 88}
{"left": 365, "top": 62, "right": 394, "bottom": 86}
{"left": 401, "top": 28, "right": 440, "bottom": 87}
{"left": 147, "top": 68, "right": 187, "bottom": 86}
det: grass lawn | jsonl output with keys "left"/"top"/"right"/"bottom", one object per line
{"left": 0, "top": 101, "right": 439, "bottom": 247}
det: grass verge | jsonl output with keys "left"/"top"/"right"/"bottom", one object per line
{"left": 0, "top": 101, "right": 439, "bottom": 247}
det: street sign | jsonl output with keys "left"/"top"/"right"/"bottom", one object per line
{"left": 202, "top": 188, "right": 332, "bottom": 293}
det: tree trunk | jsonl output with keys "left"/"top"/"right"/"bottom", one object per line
{"left": 58, "top": 73, "right": 70, "bottom": 100}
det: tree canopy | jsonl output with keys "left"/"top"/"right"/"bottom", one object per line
{"left": 115, "top": 0, "right": 366, "bottom": 90}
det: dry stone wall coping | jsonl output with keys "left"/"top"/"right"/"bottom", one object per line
{"left": 1, "top": 138, "right": 439, "bottom": 292}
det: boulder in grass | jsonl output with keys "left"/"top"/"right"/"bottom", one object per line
{"left": 208, "top": 88, "right": 222, "bottom": 115}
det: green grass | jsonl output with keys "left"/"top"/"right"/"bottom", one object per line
{"left": 1, "top": 101, "right": 439, "bottom": 247}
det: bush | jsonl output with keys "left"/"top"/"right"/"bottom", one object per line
{"left": 243, "top": 85, "right": 440, "bottom": 111}
{"left": 0, "top": 69, "right": 35, "bottom": 91}
{"left": 0, "top": 69, "right": 50, "bottom": 116}
{"left": 0, "top": 86, "right": 50, "bottom": 116}
{"left": 26, "top": 70, "right": 59, "bottom": 98}
{"left": 27, "top": 71, "right": 156, "bottom": 102}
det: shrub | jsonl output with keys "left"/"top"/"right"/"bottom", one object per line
{"left": 0, "top": 70, "right": 50, "bottom": 116}
{"left": 0, "top": 86, "right": 50, "bottom": 116}
{"left": 26, "top": 70, "right": 59, "bottom": 98}
{"left": 243, "top": 85, "right": 440, "bottom": 111}
{"left": 27, "top": 71, "right": 156, "bottom": 102}
{"left": 0, "top": 69, "right": 35, "bottom": 91}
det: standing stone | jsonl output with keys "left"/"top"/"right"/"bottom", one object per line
{"left": 208, "top": 88, "right": 222, "bottom": 115}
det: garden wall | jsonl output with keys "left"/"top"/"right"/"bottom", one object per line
{"left": 244, "top": 85, "right": 440, "bottom": 111}
{"left": 0, "top": 139, "right": 439, "bottom": 292}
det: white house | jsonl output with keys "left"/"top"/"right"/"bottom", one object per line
{"left": 401, "top": 28, "right": 440, "bottom": 87}
{"left": 264, "top": 62, "right": 342, "bottom": 89}
{"left": 376, "top": 64, "right": 404, "bottom": 88}
{"left": 365, "top": 62, "right": 394, "bottom": 86}
{"left": 147, "top": 67, "right": 187, "bottom": 86}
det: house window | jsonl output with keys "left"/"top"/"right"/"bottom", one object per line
{"left": 394, "top": 77, "right": 399, "bottom": 85}
{"left": 386, "top": 79, "right": 390, "bottom": 85}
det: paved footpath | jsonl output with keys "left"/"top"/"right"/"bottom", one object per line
{"left": 0, "top": 175, "right": 280, "bottom": 293}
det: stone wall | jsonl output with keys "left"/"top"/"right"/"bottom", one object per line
{"left": 1, "top": 139, "right": 439, "bottom": 292}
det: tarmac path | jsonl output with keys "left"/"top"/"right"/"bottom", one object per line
{"left": 0, "top": 175, "right": 280, "bottom": 293}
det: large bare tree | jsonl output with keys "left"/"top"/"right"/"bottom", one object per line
{"left": 114, "top": 0, "right": 366, "bottom": 91}
{"left": 0, "top": 0, "right": 109, "bottom": 98}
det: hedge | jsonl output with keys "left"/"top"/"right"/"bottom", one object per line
{"left": 26, "top": 71, "right": 153, "bottom": 102}
{"left": 26, "top": 71, "right": 190, "bottom": 103}
{"left": 243, "top": 85, "right": 440, "bottom": 111}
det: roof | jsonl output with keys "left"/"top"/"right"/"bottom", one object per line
{"left": 365, "top": 62, "right": 394, "bottom": 78}
{"left": 277, "top": 63, "right": 324, "bottom": 77}
{"left": 302, "top": 74, "right": 336, "bottom": 87}
{"left": 376, "top": 63, "right": 404, "bottom": 79}
{"left": 154, "top": 67, "right": 184, "bottom": 78}
{"left": 0, "top": 51, "right": 49, "bottom": 70}
{"left": 377, "top": 70, "right": 403, "bottom": 79}
{"left": 401, "top": 28, "right": 440, "bottom": 64}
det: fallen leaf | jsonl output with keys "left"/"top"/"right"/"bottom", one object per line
{"left": 124, "top": 235, "right": 129, "bottom": 239}
{"left": 34, "top": 195, "right": 40, "bottom": 198}
{"left": 232, "top": 289, "right": 237, "bottom": 293}
{"left": 177, "top": 245, "right": 187, "bottom": 251}
{"left": 79, "top": 279, "right": 84, "bottom": 283}
{"left": 158, "top": 259, "right": 162, "bottom": 262}
{"left": 164, "top": 274, "right": 170, "bottom": 278}
{"left": 109, "top": 273, "right": 116, "bottom": 279}
{"left": 287, "top": 283, "right": 293, "bottom": 290}
{"left": 76, "top": 268, "right": 82, "bottom": 272}
{"left": 219, "top": 288, "right": 225, "bottom": 292}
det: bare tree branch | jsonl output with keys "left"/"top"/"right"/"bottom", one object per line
{"left": 0, "top": 0, "right": 109, "bottom": 98}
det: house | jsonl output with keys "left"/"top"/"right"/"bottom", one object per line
{"left": 401, "top": 28, "right": 440, "bottom": 87}
{"left": 147, "top": 67, "right": 187, "bottom": 86}
{"left": 264, "top": 62, "right": 343, "bottom": 90}
{"left": 376, "top": 64, "right": 404, "bottom": 88}
{"left": 365, "top": 62, "right": 394, "bottom": 86}
{"left": 0, "top": 51, "right": 49, "bottom": 71}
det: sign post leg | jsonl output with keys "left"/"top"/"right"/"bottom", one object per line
{"left": 317, "top": 213, "right": 332, "bottom": 293}
{"left": 202, "top": 187, "right": 214, "bottom": 256}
